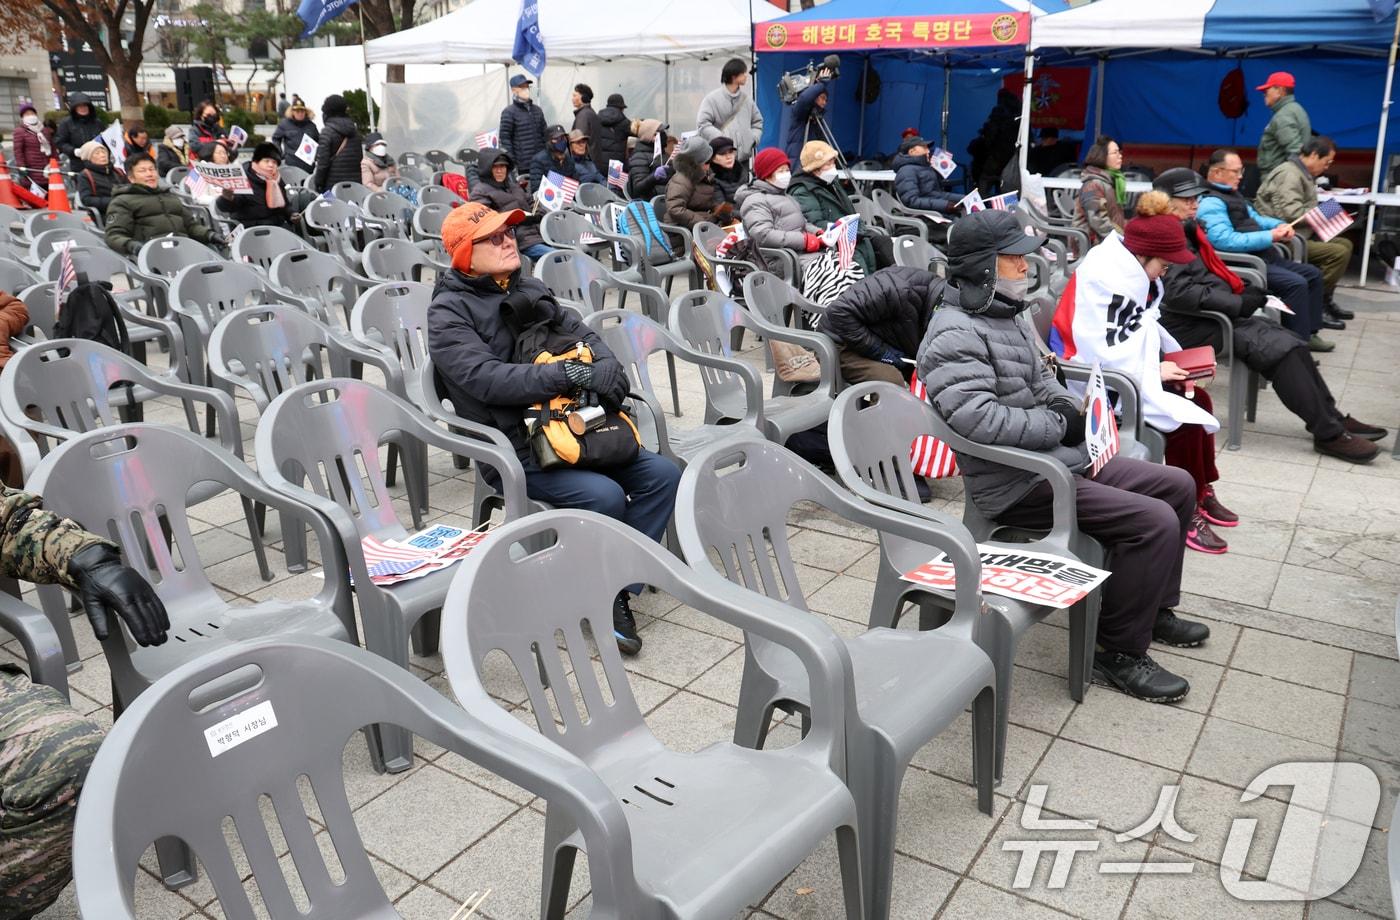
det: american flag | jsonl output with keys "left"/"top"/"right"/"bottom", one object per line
{"left": 53, "top": 242, "right": 76, "bottom": 317}
{"left": 908, "top": 374, "right": 959, "bottom": 479}
{"left": 1303, "top": 199, "right": 1354, "bottom": 243}
{"left": 987, "top": 191, "right": 1020, "bottom": 212}
{"left": 183, "top": 169, "right": 212, "bottom": 199}
{"left": 607, "top": 159, "right": 626, "bottom": 191}
{"left": 357, "top": 534, "right": 433, "bottom": 586}
{"left": 834, "top": 214, "right": 859, "bottom": 270}
{"left": 547, "top": 170, "right": 580, "bottom": 205}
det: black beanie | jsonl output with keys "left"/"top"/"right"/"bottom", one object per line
{"left": 251, "top": 141, "right": 281, "bottom": 163}
{"left": 322, "top": 94, "right": 348, "bottom": 118}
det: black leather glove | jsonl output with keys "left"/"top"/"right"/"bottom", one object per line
{"left": 590, "top": 360, "right": 629, "bottom": 410}
{"left": 1049, "top": 399, "right": 1086, "bottom": 447}
{"left": 68, "top": 544, "right": 169, "bottom": 647}
{"left": 1238, "top": 286, "right": 1268, "bottom": 318}
{"left": 561, "top": 361, "right": 595, "bottom": 390}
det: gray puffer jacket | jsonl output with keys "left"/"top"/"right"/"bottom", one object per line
{"left": 735, "top": 179, "right": 821, "bottom": 267}
{"left": 916, "top": 287, "right": 1090, "bottom": 517}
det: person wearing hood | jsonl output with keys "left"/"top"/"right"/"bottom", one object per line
{"left": 570, "top": 84, "right": 604, "bottom": 169}
{"left": 696, "top": 58, "right": 763, "bottom": 166}
{"left": 189, "top": 101, "right": 229, "bottom": 159}
{"left": 499, "top": 74, "right": 550, "bottom": 170}
{"left": 596, "top": 94, "right": 631, "bottom": 172}
{"left": 105, "top": 152, "right": 218, "bottom": 257}
{"left": 528, "top": 124, "right": 578, "bottom": 196}
{"left": 217, "top": 142, "right": 293, "bottom": 230}
{"left": 708, "top": 136, "right": 749, "bottom": 205}
{"left": 626, "top": 118, "right": 671, "bottom": 199}
{"left": 123, "top": 122, "right": 155, "bottom": 160}
{"left": 470, "top": 148, "right": 551, "bottom": 261}
{"left": 785, "top": 55, "right": 838, "bottom": 163}
{"left": 967, "top": 89, "right": 1021, "bottom": 195}
{"left": 54, "top": 93, "right": 103, "bottom": 173}
{"left": 567, "top": 129, "right": 604, "bottom": 187}
{"left": 917, "top": 208, "right": 1207, "bottom": 703}
{"left": 426, "top": 203, "right": 681, "bottom": 657}
{"left": 156, "top": 125, "right": 188, "bottom": 178}
{"left": 12, "top": 103, "right": 54, "bottom": 191}
{"left": 789, "top": 140, "right": 878, "bottom": 275}
{"left": 1073, "top": 136, "right": 1127, "bottom": 245}
{"left": 824, "top": 265, "right": 944, "bottom": 387}
{"left": 73, "top": 141, "right": 117, "bottom": 217}
{"left": 735, "top": 147, "right": 824, "bottom": 271}
{"left": 892, "top": 135, "right": 960, "bottom": 243}
{"left": 312, "top": 93, "right": 363, "bottom": 193}
{"left": 663, "top": 134, "right": 730, "bottom": 230}
{"left": 360, "top": 132, "right": 399, "bottom": 191}
{"left": 272, "top": 102, "right": 319, "bottom": 172}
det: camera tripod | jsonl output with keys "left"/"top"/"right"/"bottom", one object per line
{"left": 803, "top": 110, "right": 848, "bottom": 171}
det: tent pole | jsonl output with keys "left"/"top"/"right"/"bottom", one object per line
{"left": 1360, "top": 12, "right": 1400, "bottom": 288}
{"left": 359, "top": 4, "right": 378, "bottom": 132}
{"left": 1016, "top": 49, "right": 1034, "bottom": 177}
{"left": 858, "top": 57, "right": 868, "bottom": 156}
{"left": 941, "top": 61, "right": 951, "bottom": 149}
{"left": 665, "top": 58, "right": 671, "bottom": 125}
{"left": 1094, "top": 54, "right": 1105, "bottom": 137}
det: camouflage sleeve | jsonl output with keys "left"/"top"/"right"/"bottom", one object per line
{"left": 0, "top": 488, "right": 115, "bottom": 592}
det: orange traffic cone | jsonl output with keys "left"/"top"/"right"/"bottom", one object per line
{"left": 0, "top": 151, "right": 18, "bottom": 208}
{"left": 45, "top": 158, "right": 72, "bottom": 213}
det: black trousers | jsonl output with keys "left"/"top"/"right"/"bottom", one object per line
{"left": 1264, "top": 256, "right": 1325, "bottom": 339}
{"left": 1265, "top": 347, "right": 1346, "bottom": 442}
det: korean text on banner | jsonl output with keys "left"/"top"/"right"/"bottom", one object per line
{"left": 1083, "top": 360, "right": 1120, "bottom": 478}
{"left": 755, "top": 13, "right": 1030, "bottom": 53}
{"left": 902, "top": 546, "right": 1110, "bottom": 609}
{"left": 195, "top": 161, "right": 253, "bottom": 195}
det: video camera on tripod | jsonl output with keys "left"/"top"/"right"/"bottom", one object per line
{"left": 776, "top": 54, "right": 841, "bottom": 105}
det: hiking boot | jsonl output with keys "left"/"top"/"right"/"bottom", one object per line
{"left": 1315, "top": 432, "right": 1379, "bottom": 464}
{"left": 1199, "top": 485, "right": 1238, "bottom": 527}
{"left": 1343, "top": 415, "right": 1389, "bottom": 442}
{"left": 1093, "top": 650, "right": 1191, "bottom": 703}
{"left": 1326, "top": 301, "right": 1355, "bottom": 321}
{"left": 1153, "top": 608, "right": 1211, "bottom": 648}
{"left": 1186, "top": 511, "right": 1229, "bottom": 554}
{"left": 1319, "top": 314, "right": 1346, "bottom": 331}
{"left": 1308, "top": 334, "right": 1336, "bottom": 353}
{"left": 613, "top": 591, "right": 642, "bottom": 656}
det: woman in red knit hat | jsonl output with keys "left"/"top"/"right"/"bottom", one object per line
{"left": 734, "top": 147, "right": 825, "bottom": 274}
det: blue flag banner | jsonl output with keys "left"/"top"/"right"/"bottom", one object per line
{"left": 297, "top": 0, "right": 361, "bottom": 38}
{"left": 513, "top": 0, "right": 546, "bottom": 78}
{"left": 1369, "top": 0, "right": 1398, "bottom": 21}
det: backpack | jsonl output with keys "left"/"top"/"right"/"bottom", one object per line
{"left": 54, "top": 279, "right": 131, "bottom": 354}
{"left": 614, "top": 199, "right": 674, "bottom": 262}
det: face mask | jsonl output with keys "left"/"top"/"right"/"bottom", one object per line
{"left": 514, "top": 90, "right": 530, "bottom": 102}
{"left": 771, "top": 169, "right": 791, "bottom": 189}
{"left": 172, "top": 137, "right": 185, "bottom": 148}
{"left": 994, "top": 273, "right": 1029, "bottom": 303}
{"left": 203, "top": 113, "right": 219, "bottom": 126}
{"left": 551, "top": 137, "right": 567, "bottom": 152}
{"left": 21, "top": 114, "right": 38, "bottom": 127}
{"left": 371, "top": 144, "right": 387, "bottom": 156}
{"left": 818, "top": 166, "right": 838, "bottom": 184}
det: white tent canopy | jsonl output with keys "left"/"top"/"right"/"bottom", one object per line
{"left": 365, "top": 0, "right": 781, "bottom": 65}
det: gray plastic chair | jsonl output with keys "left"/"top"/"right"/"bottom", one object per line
{"left": 0, "top": 261, "right": 38, "bottom": 294}
{"left": 742, "top": 269, "right": 827, "bottom": 331}
{"left": 363, "top": 189, "right": 416, "bottom": 235}
{"left": 866, "top": 189, "right": 936, "bottom": 242}
{"left": 602, "top": 200, "right": 697, "bottom": 294}
{"left": 361, "top": 236, "right": 442, "bottom": 284}
{"left": 28, "top": 225, "right": 107, "bottom": 268}
{"left": 416, "top": 185, "right": 461, "bottom": 207}
{"left": 540, "top": 208, "right": 630, "bottom": 268}
{"left": 410, "top": 201, "right": 451, "bottom": 241}
{"left": 135, "top": 235, "right": 227, "bottom": 318}
{"left": 0, "top": 202, "right": 26, "bottom": 239}
{"left": 302, "top": 197, "right": 391, "bottom": 270}
{"left": 23, "top": 209, "right": 92, "bottom": 238}
{"left": 74, "top": 635, "right": 651, "bottom": 920}
{"left": 676, "top": 438, "right": 994, "bottom": 920}
{"left": 669, "top": 290, "right": 836, "bottom": 443}
{"left": 230, "top": 224, "right": 311, "bottom": 271}
{"left": 0, "top": 591, "right": 69, "bottom": 697}
{"left": 268, "top": 247, "right": 375, "bottom": 331}
{"left": 330, "top": 180, "right": 372, "bottom": 205}
{"left": 583, "top": 309, "right": 768, "bottom": 465}
{"left": 277, "top": 163, "right": 309, "bottom": 186}
{"left": 441, "top": 509, "right": 864, "bottom": 920}
{"left": 892, "top": 234, "right": 948, "bottom": 275}
{"left": 255, "top": 378, "right": 529, "bottom": 773}
{"left": 828, "top": 382, "right": 1097, "bottom": 777}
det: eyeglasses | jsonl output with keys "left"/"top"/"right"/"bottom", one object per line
{"left": 1217, "top": 166, "right": 1244, "bottom": 175}
{"left": 476, "top": 228, "right": 516, "bottom": 248}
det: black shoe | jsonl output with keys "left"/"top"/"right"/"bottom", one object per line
{"left": 1093, "top": 650, "right": 1191, "bottom": 703}
{"left": 613, "top": 591, "right": 642, "bottom": 656}
{"left": 1153, "top": 608, "right": 1210, "bottom": 648}
{"left": 1326, "top": 302, "right": 1356, "bottom": 321}
{"left": 1320, "top": 315, "right": 1347, "bottom": 331}
{"left": 1343, "top": 415, "right": 1389, "bottom": 442}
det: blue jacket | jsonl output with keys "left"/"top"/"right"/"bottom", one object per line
{"left": 1197, "top": 184, "right": 1280, "bottom": 253}
{"left": 785, "top": 79, "right": 832, "bottom": 163}
{"left": 572, "top": 153, "right": 603, "bottom": 187}
{"left": 892, "top": 153, "right": 960, "bottom": 213}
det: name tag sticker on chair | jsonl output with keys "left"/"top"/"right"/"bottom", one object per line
{"left": 204, "top": 700, "right": 279, "bottom": 758}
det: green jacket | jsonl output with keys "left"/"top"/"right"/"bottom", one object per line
{"left": 1257, "top": 96, "right": 1311, "bottom": 177}
{"left": 1255, "top": 156, "right": 1317, "bottom": 234}
{"left": 103, "top": 182, "right": 216, "bottom": 257}
{"left": 787, "top": 172, "right": 876, "bottom": 276}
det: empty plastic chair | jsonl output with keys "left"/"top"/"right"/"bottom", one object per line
{"left": 742, "top": 270, "right": 827, "bottom": 330}
{"left": 892, "top": 234, "right": 948, "bottom": 275}
{"left": 23, "top": 209, "right": 92, "bottom": 238}
{"left": 230, "top": 224, "right": 311, "bottom": 271}
{"left": 348, "top": 281, "right": 431, "bottom": 397}
{"left": 268, "top": 247, "right": 374, "bottom": 330}
{"left": 28, "top": 225, "right": 106, "bottom": 268}
{"left": 361, "top": 236, "right": 441, "bottom": 284}
{"left": 135, "top": 235, "right": 227, "bottom": 318}
{"left": 416, "top": 184, "right": 461, "bottom": 207}
{"left": 442, "top": 509, "right": 864, "bottom": 919}
{"left": 0, "top": 590, "right": 69, "bottom": 697}
{"left": 329, "top": 180, "right": 372, "bottom": 205}
{"left": 301, "top": 197, "right": 391, "bottom": 269}
{"left": 277, "top": 163, "right": 309, "bottom": 186}
{"left": 411, "top": 201, "right": 452, "bottom": 241}
{"left": 362, "top": 189, "right": 415, "bottom": 234}
{"left": 0, "top": 261, "right": 39, "bottom": 294}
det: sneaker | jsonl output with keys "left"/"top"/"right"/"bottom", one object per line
{"left": 613, "top": 591, "right": 642, "bottom": 656}
{"left": 1186, "top": 511, "right": 1229, "bottom": 555}
{"left": 1199, "top": 486, "right": 1238, "bottom": 527}
{"left": 1093, "top": 650, "right": 1191, "bottom": 703}
{"left": 1308, "top": 334, "right": 1336, "bottom": 353}
{"left": 1153, "top": 608, "right": 1211, "bottom": 648}
{"left": 1343, "top": 415, "right": 1389, "bottom": 442}
{"left": 1315, "top": 432, "right": 1379, "bottom": 464}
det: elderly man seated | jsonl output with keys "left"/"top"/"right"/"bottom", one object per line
{"left": 892, "top": 135, "right": 959, "bottom": 243}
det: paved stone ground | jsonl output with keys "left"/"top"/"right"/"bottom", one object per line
{"left": 28, "top": 282, "right": 1400, "bottom": 919}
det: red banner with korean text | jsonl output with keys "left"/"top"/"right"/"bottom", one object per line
{"left": 1001, "top": 67, "right": 1092, "bottom": 131}
{"left": 756, "top": 12, "right": 1030, "bottom": 53}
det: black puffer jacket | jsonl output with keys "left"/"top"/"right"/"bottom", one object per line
{"left": 313, "top": 99, "right": 362, "bottom": 192}
{"left": 529, "top": 147, "right": 577, "bottom": 196}
{"left": 272, "top": 115, "right": 319, "bottom": 171}
{"left": 469, "top": 150, "right": 545, "bottom": 251}
{"left": 596, "top": 105, "right": 630, "bottom": 167}
{"left": 628, "top": 143, "right": 670, "bottom": 200}
{"left": 892, "top": 153, "right": 960, "bottom": 213}
{"left": 76, "top": 161, "right": 118, "bottom": 216}
{"left": 711, "top": 160, "right": 749, "bottom": 205}
{"left": 427, "top": 269, "right": 623, "bottom": 457}
{"left": 499, "top": 97, "right": 549, "bottom": 169}
{"left": 53, "top": 94, "right": 103, "bottom": 170}
{"left": 216, "top": 163, "right": 293, "bottom": 229}
{"left": 823, "top": 266, "right": 945, "bottom": 360}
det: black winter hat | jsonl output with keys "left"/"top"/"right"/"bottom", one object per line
{"left": 322, "top": 94, "right": 348, "bottom": 118}
{"left": 1153, "top": 166, "right": 1209, "bottom": 199}
{"left": 251, "top": 141, "right": 281, "bottom": 163}
{"left": 946, "top": 210, "right": 1046, "bottom": 313}
{"left": 607, "top": 93, "right": 626, "bottom": 109}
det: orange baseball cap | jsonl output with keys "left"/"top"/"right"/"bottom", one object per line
{"left": 1255, "top": 71, "right": 1295, "bottom": 91}
{"left": 441, "top": 201, "right": 526, "bottom": 273}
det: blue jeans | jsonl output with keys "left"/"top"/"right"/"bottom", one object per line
{"left": 1264, "top": 256, "right": 1324, "bottom": 339}
{"left": 520, "top": 242, "right": 554, "bottom": 261}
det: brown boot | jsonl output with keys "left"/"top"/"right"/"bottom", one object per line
{"left": 1315, "top": 432, "right": 1379, "bottom": 464}
{"left": 1343, "top": 415, "right": 1389, "bottom": 442}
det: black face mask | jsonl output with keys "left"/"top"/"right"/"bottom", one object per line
{"left": 551, "top": 138, "right": 568, "bottom": 153}
{"left": 203, "top": 114, "right": 219, "bottom": 126}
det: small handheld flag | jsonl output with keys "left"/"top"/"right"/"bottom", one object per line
{"left": 607, "top": 159, "right": 626, "bottom": 191}
{"left": 957, "top": 189, "right": 985, "bottom": 214}
{"left": 1083, "top": 360, "right": 1120, "bottom": 478}
{"left": 537, "top": 171, "right": 580, "bottom": 211}
{"left": 474, "top": 130, "right": 500, "bottom": 150}
{"left": 986, "top": 191, "right": 1020, "bottom": 212}
{"left": 930, "top": 147, "right": 957, "bottom": 179}
{"left": 1302, "top": 199, "right": 1354, "bottom": 243}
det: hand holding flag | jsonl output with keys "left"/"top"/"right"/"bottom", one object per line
{"left": 930, "top": 147, "right": 957, "bottom": 179}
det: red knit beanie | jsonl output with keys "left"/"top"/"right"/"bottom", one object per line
{"left": 752, "top": 147, "right": 790, "bottom": 181}
{"left": 1122, "top": 214, "right": 1195, "bottom": 264}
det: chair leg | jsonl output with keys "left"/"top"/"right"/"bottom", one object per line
{"left": 1246, "top": 370, "right": 1260, "bottom": 422}
{"left": 979, "top": 614, "right": 1015, "bottom": 785}
{"left": 410, "top": 609, "right": 441, "bottom": 657}
{"left": 665, "top": 351, "right": 682, "bottom": 418}
{"left": 281, "top": 508, "right": 309, "bottom": 574}
{"left": 541, "top": 810, "right": 577, "bottom": 920}
{"left": 733, "top": 653, "right": 780, "bottom": 749}
{"left": 359, "top": 615, "right": 414, "bottom": 773}
{"left": 239, "top": 496, "right": 274, "bottom": 582}
{"left": 385, "top": 442, "right": 400, "bottom": 488}
{"left": 154, "top": 836, "right": 199, "bottom": 890}
{"left": 852, "top": 733, "right": 905, "bottom": 920}
{"left": 1067, "top": 597, "right": 1091, "bottom": 703}
{"left": 1227, "top": 361, "right": 1246, "bottom": 451}
{"left": 868, "top": 563, "right": 907, "bottom": 630}
{"left": 34, "top": 584, "right": 81, "bottom": 673}
{"left": 834, "top": 822, "right": 864, "bottom": 920}
{"left": 972, "top": 684, "right": 997, "bottom": 813}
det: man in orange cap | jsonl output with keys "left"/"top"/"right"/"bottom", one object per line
{"left": 1256, "top": 71, "right": 1311, "bottom": 176}
{"left": 427, "top": 203, "right": 681, "bottom": 656}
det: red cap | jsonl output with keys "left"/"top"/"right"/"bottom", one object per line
{"left": 1255, "top": 71, "right": 1295, "bottom": 91}
{"left": 752, "top": 147, "right": 791, "bottom": 181}
{"left": 1122, "top": 214, "right": 1195, "bottom": 265}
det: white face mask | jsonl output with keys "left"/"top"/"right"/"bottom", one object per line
{"left": 818, "top": 166, "right": 838, "bottom": 184}
{"left": 21, "top": 114, "right": 38, "bottom": 127}
{"left": 994, "top": 273, "right": 1029, "bottom": 302}
{"left": 771, "top": 169, "right": 791, "bottom": 189}
{"left": 371, "top": 144, "right": 387, "bottom": 156}
{"left": 172, "top": 137, "right": 185, "bottom": 148}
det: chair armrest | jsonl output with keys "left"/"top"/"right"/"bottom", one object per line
{"left": 660, "top": 339, "right": 766, "bottom": 433}
{"left": 739, "top": 311, "right": 839, "bottom": 396}
{"left": 328, "top": 331, "right": 406, "bottom": 396}
{"left": 119, "top": 307, "right": 188, "bottom": 380}
{"left": 759, "top": 247, "right": 800, "bottom": 284}
{"left": 1219, "top": 251, "right": 1268, "bottom": 276}
{"left": 0, "top": 591, "right": 69, "bottom": 698}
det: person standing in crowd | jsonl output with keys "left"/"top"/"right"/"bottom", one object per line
{"left": 790, "top": 140, "right": 879, "bottom": 274}
{"left": 697, "top": 58, "right": 763, "bottom": 168}
{"left": 11, "top": 103, "right": 53, "bottom": 192}
{"left": 470, "top": 148, "right": 552, "bottom": 262}
{"left": 123, "top": 122, "right": 154, "bottom": 160}
{"left": 1073, "top": 135, "right": 1127, "bottom": 245}
{"left": 918, "top": 208, "right": 1208, "bottom": 703}
{"left": 1027, "top": 127, "right": 1078, "bottom": 176}
{"left": 785, "top": 55, "right": 839, "bottom": 163}
{"left": 663, "top": 134, "right": 729, "bottom": 229}
{"left": 1256, "top": 71, "right": 1311, "bottom": 178}
{"left": 1053, "top": 191, "right": 1235, "bottom": 554}
{"left": 892, "top": 134, "right": 960, "bottom": 243}
{"left": 1255, "top": 135, "right": 1355, "bottom": 329}
{"left": 1197, "top": 148, "right": 1332, "bottom": 352}
{"left": 737, "top": 147, "right": 825, "bottom": 271}
{"left": 571, "top": 84, "right": 604, "bottom": 170}
{"left": 427, "top": 202, "right": 681, "bottom": 656}
{"left": 312, "top": 94, "right": 363, "bottom": 193}
{"left": 567, "top": 129, "right": 604, "bottom": 186}
{"left": 273, "top": 101, "right": 319, "bottom": 173}
{"left": 105, "top": 152, "right": 219, "bottom": 256}
{"left": 1153, "top": 167, "right": 1384, "bottom": 463}
{"left": 53, "top": 93, "right": 103, "bottom": 173}
{"left": 360, "top": 132, "right": 400, "bottom": 191}
{"left": 156, "top": 126, "right": 188, "bottom": 178}
{"left": 74, "top": 141, "right": 118, "bottom": 218}
{"left": 596, "top": 93, "right": 631, "bottom": 171}
{"left": 189, "top": 101, "right": 229, "bottom": 159}
{"left": 499, "top": 75, "right": 549, "bottom": 171}
{"left": 528, "top": 124, "right": 576, "bottom": 195}
{"left": 276, "top": 92, "right": 290, "bottom": 119}
{"left": 824, "top": 265, "right": 943, "bottom": 386}
{"left": 967, "top": 89, "right": 1021, "bottom": 195}
{"left": 627, "top": 118, "right": 671, "bottom": 200}
{"left": 708, "top": 136, "right": 749, "bottom": 205}
{"left": 217, "top": 142, "right": 294, "bottom": 231}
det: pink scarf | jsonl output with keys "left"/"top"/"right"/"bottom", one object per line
{"left": 252, "top": 162, "right": 285, "bottom": 209}
{"left": 23, "top": 122, "right": 51, "bottom": 157}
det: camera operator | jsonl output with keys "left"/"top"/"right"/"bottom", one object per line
{"left": 785, "top": 55, "right": 840, "bottom": 163}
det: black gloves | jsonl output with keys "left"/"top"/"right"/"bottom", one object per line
{"left": 1049, "top": 398, "right": 1086, "bottom": 447}
{"left": 562, "top": 360, "right": 595, "bottom": 390}
{"left": 1239, "top": 286, "right": 1268, "bottom": 318}
{"left": 589, "top": 360, "right": 629, "bottom": 410}
{"left": 68, "top": 544, "right": 169, "bottom": 647}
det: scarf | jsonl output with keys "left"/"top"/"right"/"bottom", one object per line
{"left": 23, "top": 121, "right": 51, "bottom": 157}
{"left": 252, "top": 165, "right": 285, "bottom": 209}
{"left": 1106, "top": 167, "right": 1128, "bottom": 205}
{"left": 1191, "top": 223, "right": 1245, "bottom": 294}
